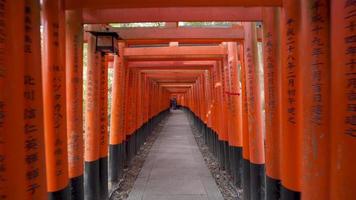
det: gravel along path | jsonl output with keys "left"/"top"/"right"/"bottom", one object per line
{"left": 190, "top": 125, "right": 242, "bottom": 200}
{"left": 109, "top": 118, "right": 168, "bottom": 200}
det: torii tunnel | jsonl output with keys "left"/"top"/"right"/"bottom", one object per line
{"left": 1, "top": 0, "right": 355, "bottom": 200}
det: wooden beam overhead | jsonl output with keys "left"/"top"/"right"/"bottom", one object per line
{"left": 156, "top": 80, "right": 196, "bottom": 84}
{"left": 112, "top": 26, "right": 244, "bottom": 42}
{"left": 128, "top": 61, "right": 216, "bottom": 69}
{"left": 66, "top": 0, "right": 282, "bottom": 9}
{"left": 82, "top": 7, "right": 263, "bottom": 23}
{"left": 124, "top": 46, "right": 226, "bottom": 61}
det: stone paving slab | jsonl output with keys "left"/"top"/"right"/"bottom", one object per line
{"left": 128, "top": 110, "right": 224, "bottom": 200}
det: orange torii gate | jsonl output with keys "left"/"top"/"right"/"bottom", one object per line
{"left": 1, "top": 1, "right": 356, "bottom": 200}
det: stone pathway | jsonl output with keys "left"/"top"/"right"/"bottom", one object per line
{"left": 128, "top": 110, "right": 224, "bottom": 200}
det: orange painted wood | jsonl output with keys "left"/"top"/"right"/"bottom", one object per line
{"left": 110, "top": 27, "right": 244, "bottom": 42}
{"left": 128, "top": 60, "right": 215, "bottom": 69}
{"left": 42, "top": 0, "right": 69, "bottom": 192}
{"left": 243, "top": 22, "right": 265, "bottom": 165}
{"left": 222, "top": 52, "right": 233, "bottom": 145}
{"left": 123, "top": 46, "right": 226, "bottom": 61}
{"left": 65, "top": 9, "right": 84, "bottom": 179}
{"left": 110, "top": 43, "right": 126, "bottom": 145}
{"left": 82, "top": 7, "right": 263, "bottom": 23}
{"left": 0, "top": 1, "right": 27, "bottom": 199}
{"left": 227, "top": 42, "right": 243, "bottom": 147}
{"left": 99, "top": 55, "right": 109, "bottom": 158}
{"left": 330, "top": 0, "right": 356, "bottom": 199}
{"left": 123, "top": 66, "right": 130, "bottom": 139}
{"left": 216, "top": 61, "right": 228, "bottom": 141}
{"left": 84, "top": 33, "right": 101, "bottom": 162}
{"left": 65, "top": 0, "right": 282, "bottom": 9}
{"left": 23, "top": 0, "right": 48, "bottom": 198}
{"left": 280, "top": 0, "right": 302, "bottom": 192}
{"left": 240, "top": 43, "right": 250, "bottom": 161}
{"left": 300, "top": 0, "right": 330, "bottom": 199}
{"left": 262, "top": 7, "right": 282, "bottom": 181}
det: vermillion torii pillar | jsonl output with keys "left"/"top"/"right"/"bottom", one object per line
{"left": 227, "top": 42, "right": 243, "bottom": 187}
{"left": 24, "top": 0, "right": 48, "bottom": 199}
{"left": 109, "top": 43, "right": 126, "bottom": 190}
{"left": 42, "top": 0, "right": 70, "bottom": 198}
{"left": 0, "top": 1, "right": 25, "bottom": 197}
{"left": 99, "top": 53, "right": 109, "bottom": 200}
{"left": 1, "top": 1, "right": 47, "bottom": 199}
{"left": 300, "top": 0, "right": 330, "bottom": 199}
{"left": 84, "top": 29, "right": 101, "bottom": 200}
{"left": 281, "top": 0, "right": 302, "bottom": 198}
{"left": 240, "top": 42, "right": 252, "bottom": 200}
{"left": 243, "top": 22, "right": 266, "bottom": 200}
{"left": 330, "top": 0, "right": 356, "bottom": 199}
{"left": 262, "top": 7, "right": 282, "bottom": 200}
{"left": 65, "top": 9, "right": 84, "bottom": 200}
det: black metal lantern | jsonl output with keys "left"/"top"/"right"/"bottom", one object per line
{"left": 89, "top": 31, "right": 120, "bottom": 55}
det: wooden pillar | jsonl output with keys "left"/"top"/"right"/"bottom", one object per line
{"left": 227, "top": 42, "right": 244, "bottom": 187}
{"left": 1, "top": 1, "right": 48, "bottom": 199}
{"left": 300, "top": 0, "right": 330, "bottom": 199}
{"left": 222, "top": 51, "right": 232, "bottom": 171}
{"left": 65, "top": 9, "right": 84, "bottom": 200}
{"left": 243, "top": 22, "right": 266, "bottom": 200}
{"left": 84, "top": 31, "right": 101, "bottom": 200}
{"left": 99, "top": 54, "right": 108, "bottom": 200}
{"left": 330, "top": 0, "right": 356, "bottom": 199}
{"left": 124, "top": 69, "right": 134, "bottom": 160}
{"left": 281, "top": 0, "right": 302, "bottom": 198}
{"left": 24, "top": 0, "right": 48, "bottom": 199}
{"left": 262, "top": 7, "right": 282, "bottom": 200}
{"left": 109, "top": 43, "right": 126, "bottom": 189}
{"left": 42, "top": 0, "right": 70, "bottom": 198}
{"left": 216, "top": 61, "right": 229, "bottom": 169}
{"left": 240, "top": 42, "right": 252, "bottom": 200}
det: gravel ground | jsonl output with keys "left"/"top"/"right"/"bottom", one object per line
{"left": 109, "top": 117, "right": 168, "bottom": 200}
{"left": 190, "top": 124, "right": 242, "bottom": 200}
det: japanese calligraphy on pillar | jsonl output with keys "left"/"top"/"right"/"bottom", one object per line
{"left": 344, "top": 0, "right": 356, "bottom": 137}
{"left": 264, "top": 32, "right": 277, "bottom": 128}
{"left": 100, "top": 55, "right": 108, "bottom": 157}
{"left": 24, "top": 0, "right": 46, "bottom": 197}
{"left": 66, "top": 9, "right": 84, "bottom": 179}
{"left": 309, "top": 0, "right": 328, "bottom": 126}
{"left": 52, "top": 21, "right": 66, "bottom": 177}
{"left": 285, "top": 18, "right": 297, "bottom": 125}
{"left": 245, "top": 47, "right": 255, "bottom": 115}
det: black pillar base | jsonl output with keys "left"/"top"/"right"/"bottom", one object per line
{"left": 242, "top": 158, "right": 251, "bottom": 200}
{"left": 223, "top": 141, "right": 230, "bottom": 172}
{"left": 230, "top": 146, "right": 243, "bottom": 187}
{"left": 229, "top": 146, "right": 235, "bottom": 177}
{"left": 69, "top": 175, "right": 84, "bottom": 200}
{"left": 99, "top": 156, "right": 108, "bottom": 200}
{"left": 250, "top": 162, "right": 266, "bottom": 200}
{"left": 281, "top": 185, "right": 301, "bottom": 200}
{"left": 84, "top": 160, "right": 100, "bottom": 200}
{"left": 109, "top": 143, "right": 124, "bottom": 185}
{"left": 49, "top": 186, "right": 70, "bottom": 200}
{"left": 266, "top": 176, "right": 281, "bottom": 200}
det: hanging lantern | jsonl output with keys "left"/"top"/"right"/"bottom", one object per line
{"left": 89, "top": 31, "right": 120, "bottom": 55}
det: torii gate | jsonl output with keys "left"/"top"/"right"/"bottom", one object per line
{"left": 0, "top": 1, "right": 354, "bottom": 200}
